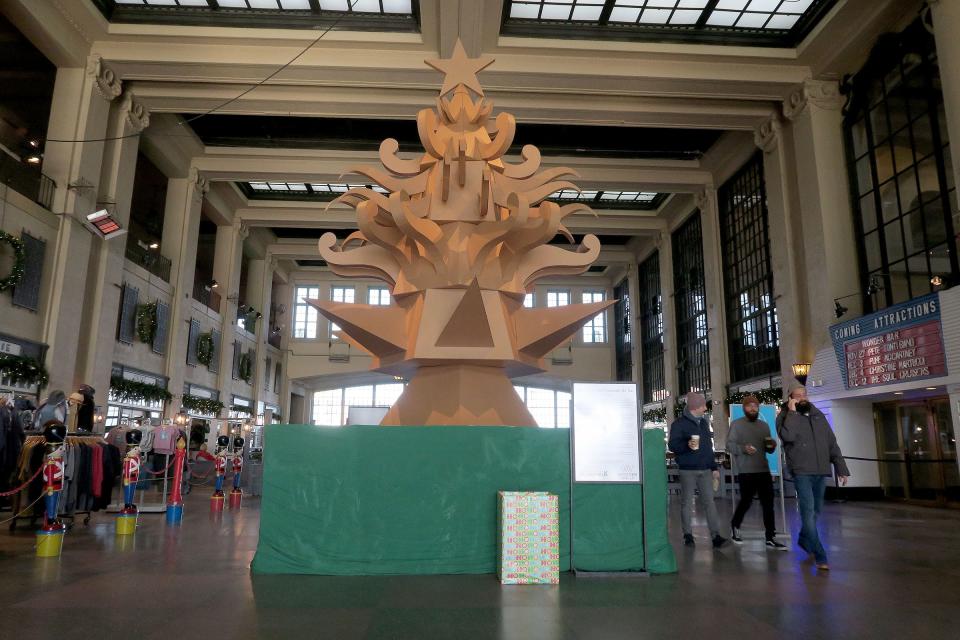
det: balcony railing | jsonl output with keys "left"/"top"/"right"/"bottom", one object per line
{"left": 0, "top": 154, "right": 56, "bottom": 210}
{"left": 125, "top": 242, "right": 172, "bottom": 282}
{"left": 192, "top": 280, "right": 222, "bottom": 313}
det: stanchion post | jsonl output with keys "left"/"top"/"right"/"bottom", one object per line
{"left": 36, "top": 422, "right": 67, "bottom": 558}
{"left": 166, "top": 435, "right": 187, "bottom": 524}
{"left": 116, "top": 429, "right": 143, "bottom": 536}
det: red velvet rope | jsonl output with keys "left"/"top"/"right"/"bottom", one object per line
{"left": 0, "top": 465, "right": 45, "bottom": 497}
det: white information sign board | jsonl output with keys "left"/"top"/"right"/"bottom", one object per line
{"left": 571, "top": 382, "right": 641, "bottom": 483}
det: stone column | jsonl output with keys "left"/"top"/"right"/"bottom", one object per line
{"left": 626, "top": 261, "right": 643, "bottom": 397}
{"left": 696, "top": 189, "right": 730, "bottom": 444}
{"left": 247, "top": 256, "right": 276, "bottom": 412}
{"left": 41, "top": 55, "right": 123, "bottom": 396}
{"left": 784, "top": 79, "right": 861, "bottom": 353}
{"left": 658, "top": 231, "right": 679, "bottom": 420}
{"left": 755, "top": 114, "right": 808, "bottom": 390}
{"left": 81, "top": 90, "right": 150, "bottom": 402}
{"left": 274, "top": 281, "right": 293, "bottom": 421}
{"left": 161, "top": 169, "right": 208, "bottom": 418}
{"left": 930, "top": 0, "right": 960, "bottom": 207}
{"left": 213, "top": 221, "right": 249, "bottom": 398}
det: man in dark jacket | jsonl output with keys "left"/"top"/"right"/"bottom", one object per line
{"left": 776, "top": 384, "right": 851, "bottom": 571}
{"left": 669, "top": 392, "right": 727, "bottom": 548}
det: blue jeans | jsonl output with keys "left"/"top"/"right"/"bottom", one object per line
{"left": 793, "top": 474, "right": 827, "bottom": 563}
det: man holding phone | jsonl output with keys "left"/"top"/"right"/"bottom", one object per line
{"left": 669, "top": 392, "right": 728, "bottom": 549}
{"left": 776, "top": 384, "right": 851, "bottom": 571}
{"left": 727, "top": 395, "right": 786, "bottom": 550}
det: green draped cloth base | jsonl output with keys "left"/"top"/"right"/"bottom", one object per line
{"left": 251, "top": 425, "right": 676, "bottom": 576}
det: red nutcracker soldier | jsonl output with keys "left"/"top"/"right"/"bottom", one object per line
{"left": 116, "top": 429, "right": 143, "bottom": 536}
{"left": 36, "top": 422, "right": 67, "bottom": 558}
{"left": 228, "top": 436, "right": 244, "bottom": 509}
{"left": 166, "top": 434, "right": 187, "bottom": 525}
{"left": 210, "top": 435, "right": 229, "bottom": 513}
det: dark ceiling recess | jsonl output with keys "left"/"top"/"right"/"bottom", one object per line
{"left": 186, "top": 114, "right": 721, "bottom": 160}
{"left": 296, "top": 259, "right": 328, "bottom": 268}
{"left": 91, "top": 0, "right": 421, "bottom": 32}
{"left": 500, "top": 0, "right": 839, "bottom": 48}
{"left": 271, "top": 227, "right": 347, "bottom": 239}
{"left": 0, "top": 14, "right": 56, "bottom": 152}
{"left": 549, "top": 233, "right": 632, "bottom": 246}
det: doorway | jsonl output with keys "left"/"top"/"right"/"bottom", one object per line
{"left": 874, "top": 398, "right": 960, "bottom": 505}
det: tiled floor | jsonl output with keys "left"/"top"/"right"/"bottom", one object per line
{"left": 1, "top": 491, "right": 958, "bottom": 639}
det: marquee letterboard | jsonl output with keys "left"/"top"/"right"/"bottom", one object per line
{"left": 831, "top": 293, "right": 947, "bottom": 390}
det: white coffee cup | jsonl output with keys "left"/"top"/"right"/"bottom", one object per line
{"left": 689, "top": 434, "right": 700, "bottom": 450}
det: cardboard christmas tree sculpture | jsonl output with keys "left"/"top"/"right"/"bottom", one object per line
{"left": 309, "top": 41, "right": 614, "bottom": 426}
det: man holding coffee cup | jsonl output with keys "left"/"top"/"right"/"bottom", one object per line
{"left": 727, "top": 395, "right": 787, "bottom": 550}
{"left": 668, "top": 392, "right": 728, "bottom": 549}
{"left": 776, "top": 384, "right": 850, "bottom": 571}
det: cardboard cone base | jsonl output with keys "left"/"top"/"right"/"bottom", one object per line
{"left": 381, "top": 364, "right": 537, "bottom": 426}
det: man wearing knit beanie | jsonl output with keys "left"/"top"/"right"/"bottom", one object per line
{"left": 727, "top": 395, "right": 786, "bottom": 550}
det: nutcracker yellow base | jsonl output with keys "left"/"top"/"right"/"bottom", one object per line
{"left": 36, "top": 530, "right": 65, "bottom": 558}
{"left": 115, "top": 513, "right": 138, "bottom": 536}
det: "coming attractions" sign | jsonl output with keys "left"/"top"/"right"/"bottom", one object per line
{"left": 830, "top": 293, "right": 947, "bottom": 390}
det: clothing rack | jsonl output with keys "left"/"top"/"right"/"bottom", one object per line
{"left": 6, "top": 434, "right": 117, "bottom": 531}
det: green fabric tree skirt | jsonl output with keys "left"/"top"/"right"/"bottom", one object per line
{"left": 251, "top": 425, "right": 676, "bottom": 576}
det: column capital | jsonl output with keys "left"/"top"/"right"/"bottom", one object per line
{"left": 119, "top": 90, "right": 150, "bottom": 133}
{"left": 86, "top": 54, "right": 122, "bottom": 102}
{"left": 190, "top": 168, "right": 210, "bottom": 203}
{"left": 754, "top": 115, "right": 782, "bottom": 153}
{"left": 237, "top": 221, "right": 250, "bottom": 240}
{"left": 784, "top": 79, "right": 842, "bottom": 120}
{"left": 694, "top": 188, "right": 715, "bottom": 213}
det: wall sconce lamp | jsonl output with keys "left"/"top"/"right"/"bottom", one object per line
{"left": 792, "top": 362, "right": 811, "bottom": 386}
{"left": 174, "top": 410, "right": 190, "bottom": 427}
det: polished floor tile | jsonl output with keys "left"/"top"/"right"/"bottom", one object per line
{"left": 1, "top": 490, "right": 958, "bottom": 639}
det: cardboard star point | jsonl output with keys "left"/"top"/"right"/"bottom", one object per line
{"left": 425, "top": 39, "right": 494, "bottom": 98}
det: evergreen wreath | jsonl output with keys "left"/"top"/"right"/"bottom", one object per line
{"left": 197, "top": 332, "right": 215, "bottom": 367}
{"left": 230, "top": 404, "right": 253, "bottom": 416}
{"left": 181, "top": 394, "right": 224, "bottom": 416}
{"left": 0, "top": 353, "right": 48, "bottom": 388}
{"left": 0, "top": 230, "right": 26, "bottom": 292}
{"left": 642, "top": 407, "right": 668, "bottom": 423}
{"left": 238, "top": 352, "right": 253, "bottom": 383}
{"left": 136, "top": 301, "right": 158, "bottom": 343}
{"left": 109, "top": 375, "right": 172, "bottom": 404}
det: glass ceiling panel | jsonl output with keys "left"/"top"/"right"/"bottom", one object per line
{"left": 241, "top": 182, "right": 665, "bottom": 209}
{"left": 504, "top": 0, "right": 833, "bottom": 44}
{"left": 111, "top": 0, "right": 413, "bottom": 15}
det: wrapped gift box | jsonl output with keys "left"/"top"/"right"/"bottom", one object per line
{"left": 497, "top": 491, "right": 560, "bottom": 584}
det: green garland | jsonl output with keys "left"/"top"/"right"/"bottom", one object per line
{"left": 230, "top": 404, "right": 253, "bottom": 416}
{"left": 642, "top": 407, "right": 667, "bottom": 423}
{"left": 109, "top": 375, "right": 172, "bottom": 404}
{"left": 238, "top": 352, "right": 253, "bottom": 383}
{"left": 0, "top": 353, "right": 48, "bottom": 388}
{"left": 136, "top": 301, "right": 158, "bottom": 343}
{"left": 197, "top": 332, "right": 215, "bottom": 367}
{"left": 724, "top": 387, "right": 784, "bottom": 407}
{"left": 182, "top": 394, "right": 224, "bottom": 416}
{"left": 0, "top": 230, "right": 26, "bottom": 292}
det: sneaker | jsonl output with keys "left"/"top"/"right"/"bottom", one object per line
{"left": 683, "top": 534, "right": 695, "bottom": 547}
{"left": 765, "top": 538, "right": 788, "bottom": 551}
{"left": 816, "top": 562, "right": 830, "bottom": 571}
{"left": 712, "top": 535, "right": 729, "bottom": 549}
{"left": 731, "top": 527, "right": 743, "bottom": 544}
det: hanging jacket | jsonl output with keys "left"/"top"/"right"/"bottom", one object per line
{"left": 776, "top": 402, "right": 851, "bottom": 477}
{"left": 668, "top": 410, "right": 718, "bottom": 471}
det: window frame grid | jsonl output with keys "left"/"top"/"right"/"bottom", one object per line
{"left": 329, "top": 285, "right": 356, "bottom": 338}
{"left": 718, "top": 152, "right": 781, "bottom": 383}
{"left": 293, "top": 285, "right": 320, "bottom": 339}
{"left": 581, "top": 290, "right": 607, "bottom": 343}
{"left": 638, "top": 252, "right": 666, "bottom": 403}
{"left": 672, "top": 212, "right": 711, "bottom": 396}
{"left": 613, "top": 279, "right": 632, "bottom": 382}
{"left": 842, "top": 21, "right": 960, "bottom": 312}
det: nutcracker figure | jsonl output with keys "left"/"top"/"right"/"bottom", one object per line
{"left": 210, "top": 435, "right": 229, "bottom": 513}
{"left": 166, "top": 435, "right": 187, "bottom": 525}
{"left": 228, "top": 436, "right": 244, "bottom": 510}
{"left": 116, "top": 429, "right": 143, "bottom": 536}
{"left": 36, "top": 422, "right": 67, "bottom": 558}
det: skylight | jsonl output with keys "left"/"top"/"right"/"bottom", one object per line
{"left": 504, "top": 0, "right": 834, "bottom": 45}
{"left": 113, "top": 0, "right": 413, "bottom": 12}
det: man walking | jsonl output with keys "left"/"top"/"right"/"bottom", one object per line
{"left": 669, "top": 392, "right": 728, "bottom": 549}
{"left": 727, "top": 395, "right": 786, "bottom": 550}
{"left": 776, "top": 384, "right": 850, "bottom": 571}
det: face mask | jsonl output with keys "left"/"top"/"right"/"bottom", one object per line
{"left": 796, "top": 400, "right": 811, "bottom": 415}
{"left": 744, "top": 409, "right": 759, "bottom": 421}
